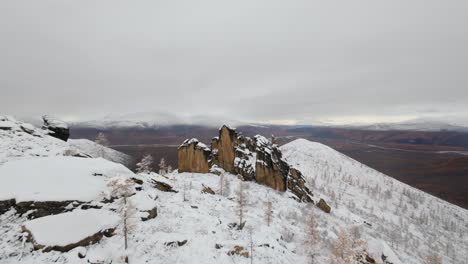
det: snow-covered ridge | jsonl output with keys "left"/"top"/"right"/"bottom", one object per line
{"left": 0, "top": 157, "right": 133, "bottom": 202}
{"left": 0, "top": 115, "right": 132, "bottom": 167}
{"left": 281, "top": 138, "right": 468, "bottom": 264}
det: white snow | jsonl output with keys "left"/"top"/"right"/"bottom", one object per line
{"left": 280, "top": 138, "right": 468, "bottom": 264}
{"left": 0, "top": 156, "right": 134, "bottom": 202}
{"left": 368, "top": 239, "right": 402, "bottom": 264}
{"left": 68, "top": 139, "right": 133, "bottom": 167}
{"left": 23, "top": 209, "right": 119, "bottom": 247}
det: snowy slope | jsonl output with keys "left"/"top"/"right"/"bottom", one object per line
{"left": 0, "top": 115, "right": 132, "bottom": 167}
{"left": 1, "top": 130, "right": 467, "bottom": 263}
{"left": 68, "top": 139, "right": 133, "bottom": 167}
{"left": 0, "top": 156, "right": 134, "bottom": 202}
{"left": 281, "top": 139, "right": 468, "bottom": 264}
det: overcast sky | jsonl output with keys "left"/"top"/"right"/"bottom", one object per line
{"left": 1, "top": 0, "right": 468, "bottom": 125}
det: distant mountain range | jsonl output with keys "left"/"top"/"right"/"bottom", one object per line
{"left": 70, "top": 112, "right": 468, "bottom": 132}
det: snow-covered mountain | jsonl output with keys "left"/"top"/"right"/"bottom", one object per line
{"left": 342, "top": 118, "right": 468, "bottom": 132}
{"left": 71, "top": 112, "right": 244, "bottom": 129}
{"left": 0, "top": 117, "right": 467, "bottom": 263}
{"left": 280, "top": 139, "right": 468, "bottom": 263}
{"left": 68, "top": 139, "right": 134, "bottom": 168}
{"left": 0, "top": 115, "right": 132, "bottom": 167}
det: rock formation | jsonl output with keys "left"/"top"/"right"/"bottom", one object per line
{"left": 177, "top": 138, "right": 211, "bottom": 173}
{"left": 178, "top": 125, "right": 314, "bottom": 202}
{"left": 42, "top": 115, "right": 70, "bottom": 141}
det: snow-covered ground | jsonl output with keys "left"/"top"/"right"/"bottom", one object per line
{"left": 0, "top": 115, "right": 132, "bottom": 167}
{"left": 281, "top": 139, "right": 468, "bottom": 264}
{"left": 0, "top": 125, "right": 467, "bottom": 263}
{"left": 0, "top": 157, "right": 133, "bottom": 202}
{"left": 68, "top": 139, "right": 133, "bottom": 167}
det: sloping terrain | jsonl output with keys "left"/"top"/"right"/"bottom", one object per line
{"left": 0, "top": 115, "right": 132, "bottom": 168}
{"left": 0, "top": 120, "right": 467, "bottom": 263}
{"left": 281, "top": 139, "right": 468, "bottom": 263}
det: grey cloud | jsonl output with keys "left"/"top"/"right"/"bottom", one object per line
{"left": 1, "top": 0, "right": 467, "bottom": 125}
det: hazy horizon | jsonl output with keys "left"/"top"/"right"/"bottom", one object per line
{"left": 2, "top": 0, "right": 468, "bottom": 125}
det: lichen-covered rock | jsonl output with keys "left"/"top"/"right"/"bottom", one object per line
{"left": 317, "top": 198, "right": 331, "bottom": 213}
{"left": 201, "top": 184, "right": 215, "bottom": 195}
{"left": 178, "top": 138, "right": 211, "bottom": 173}
{"left": 141, "top": 206, "right": 158, "bottom": 221}
{"left": 176, "top": 125, "right": 314, "bottom": 202}
{"left": 228, "top": 245, "right": 249, "bottom": 258}
{"left": 288, "top": 167, "right": 313, "bottom": 202}
{"left": 42, "top": 115, "right": 70, "bottom": 142}
{"left": 211, "top": 125, "right": 237, "bottom": 173}
{"left": 254, "top": 135, "right": 288, "bottom": 191}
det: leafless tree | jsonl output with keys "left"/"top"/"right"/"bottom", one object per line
{"left": 237, "top": 181, "right": 247, "bottom": 228}
{"left": 305, "top": 209, "right": 321, "bottom": 263}
{"left": 158, "top": 158, "right": 167, "bottom": 175}
{"left": 107, "top": 177, "right": 137, "bottom": 263}
{"left": 136, "top": 154, "right": 153, "bottom": 174}
{"left": 424, "top": 251, "right": 443, "bottom": 264}
{"left": 94, "top": 132, "right": 109, "bottom": 158}
{"left": 264, "top": 197, "right": 273, "bottom": 226}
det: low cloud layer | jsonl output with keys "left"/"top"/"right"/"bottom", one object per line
{"left": 1, "top": 1, "right": 467, "bottom": 125}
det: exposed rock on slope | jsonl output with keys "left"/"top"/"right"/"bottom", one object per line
{"left": 42, "top": 115, "right": 70, "bottom": 141}
{"left": 178, "top": 138, "right": 211, "bottom": 173}
{"left": 22, "top": 209, "right": 118, "bottom": 252}
{"left": 178, "top": 125, "right": 313, "bottom": 201}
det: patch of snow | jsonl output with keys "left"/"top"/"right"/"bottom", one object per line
{"left": 23, "top": 209, "right": 119, "bottom": 247}
{"left": 0, "top": 156, "right": 134, "bottom": 202}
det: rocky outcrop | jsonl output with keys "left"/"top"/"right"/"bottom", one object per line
{"left": 288, "top": 167, "right": 313, "bottom": 202}
{"left": 211, "top": 125, "right": 237, "bottom": 172}
{"left": 177, "top": 125, "right": 314, "bottom": 202}
{"left": 0, "top": 199, "right": 83, "bottom": 218}
{"left": 254, "top": 135, "right": 288, "bottom": 191}
{"left": 42, "top": 115, "right": 70, "bottom": 141}
{"left": 178, "top": 138, "right": 211, "bottom": 173}
{"left": 317, "top": 198, "right": 331, "bottom": 213}
{"left": 22, "top": 225, "right": 115, "bottom": 252}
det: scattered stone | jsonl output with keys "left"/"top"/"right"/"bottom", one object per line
{"left": 152, "top": 180, "right": 177, "bottom": 193}
{"left": 76, "top": 247, "right": 87, "bottom": 258}
{"left": 215, "top": 244, "right": 223, "bottom": 249}
{"left": 228, "top": 245, "right": 249, "bottom": 258}
{"left": 201, "top": 184, "right": 215, "bottom": 195}
{"left": 164, "top": 240, "right": 188, "bottom": 247}
{"left": 141, "top": 206, "right": 158, "bottom": 221}
{"left": 317, "top": 198, "right": 331, "bottom": 213}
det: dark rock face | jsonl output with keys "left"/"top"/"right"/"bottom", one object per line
{"left": 151, "top": 179, "right": 178, "bottom": 193}
{"left": 22, "top": 225, "right": 115, "bottom": 252}
{"left": 317, "top": 198, "right": 331, "bottom": 213}
{"left": 254, "top": 135, "right": 289, "bottom": 191}
{"left": 177, "top": 138, "right": 211, "bottom": 173}
{"left": 0, "top": 199, "right": 83, "bottom": 219}
{"left": 42, "top": 115, "right": 70, "bottom": 142}
{"left": 164, "top": 240, "right": 188, "bottom": 247}
{"left": 141, "top": 207, "right": 158, "bottom": 221}
{"left": 288, "top": 167, "right": 313, "bottom": 202}
{"left": 177, "top": 125, "right": 314, "bottom": 202}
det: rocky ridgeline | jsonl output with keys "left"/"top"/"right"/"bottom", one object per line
{"left": 178, "top": 125, "right": 313, "bottom": 203}
{"left": 42, "top": 115, "right": 70, "bottom": 141}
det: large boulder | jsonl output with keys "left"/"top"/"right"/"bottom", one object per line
{"left": 42, "top": 115, "right": 70, "bottom": 141}
{"left": 178, "top": 138, "right": 211, "bottom": 173}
